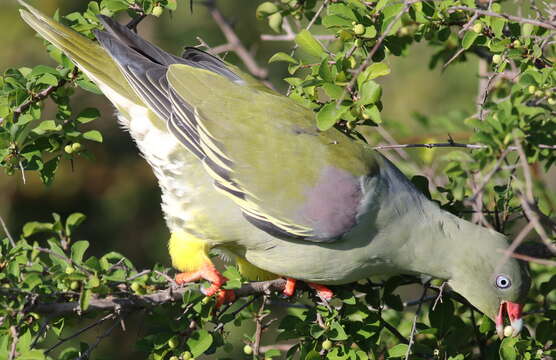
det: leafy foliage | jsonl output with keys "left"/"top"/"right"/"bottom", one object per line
{"left": 1, "top": 0, "right": 555, "bottom": 359}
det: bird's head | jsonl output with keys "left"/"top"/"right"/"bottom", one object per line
{"left": 447, "top": 228, "right": 530, "bottom": 338}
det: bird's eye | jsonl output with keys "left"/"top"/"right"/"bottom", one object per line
{"left": 495, "top": 275, "right": 512, "bottom": 289}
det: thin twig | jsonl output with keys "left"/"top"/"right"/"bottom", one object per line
{"left": 207, "top": 5, "right": 268, "bottom": 79}
{"left": 0, "top": 215, "right": 15, "bottom": 247}
{"left": 33, "top": 247, "right": 93, "bottom": 275}
{"left": 76, "top": 316, "right": 122, "bottom": 360}
{"left": 404, "top": 285, "right": 428, "bottom": 360}
{"left": 448, "top": 6, "right": 556, "bottom": 31}
{"left": 372, "top": 142, "right": 556, "bottom": 151}
{"left": 470, "top": 308, "right": 486, "bottom": 358}
{"left": 44, "top": 313, "right": 115, "bottom": 355}
{"left": 12, "top": 67, "right": 79, "bottom": 123}
{"left": 253, "top": 295, "right": 268, "bottom": 356}
{"left": 8, "top": 326, "right": 18, "bottom": 360}
{"left": 468, "top": 148, "right": 511, "bottom": 203}
{"left": 382, "top": 318, "right": 409, "bottom": 345}
{"left": 338, "top": 0, "right": 417, "bottom": 106}
{"left": 507, "top": 251, "right": 556, "bottom": 267}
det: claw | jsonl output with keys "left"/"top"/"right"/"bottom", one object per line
{"left": 282, "top": 278, "right": 334, "bottom": 300}
{"left": 175, "top": 263, "right": 234, "bottom": 307}
{"left": 307, "top": 282, "right": 333, "bottom": 300}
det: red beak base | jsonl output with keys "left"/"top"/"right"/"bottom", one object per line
{"left": 496, "top": 301, "right": 523, "bottom": 338}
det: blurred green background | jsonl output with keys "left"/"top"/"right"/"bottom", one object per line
{"left": 0, "top": 0, "right": 481, "bottom": 358}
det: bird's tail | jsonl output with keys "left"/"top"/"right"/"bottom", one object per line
{"left": 18, "top": 0, "right": 141, "bottom": 108}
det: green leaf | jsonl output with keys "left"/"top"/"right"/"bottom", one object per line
{"left": 32, "top": 120, "right": 62, "bottom": 135}
{"left": 186, "top": 330, "right": 213, "bottom": 357}
{"left": 357, "top": 62, "right": 390, "bottom": 88}
{"left": 102, "top": 0, "right": 130, "bottom": 12}
{"left": 23, "top": 221, "right": 53, "bottom": 237}
{"left": 429, "top": 299, "right": 454, "bottom": 335}
{"left": 79, "top": 288, "right": 92, "bottom": 311}
{"left": 329, "top": 321, "right": 348, "bottom": 340}
{"left": 36, "top": 73, "right": 59, "bottom": 86}
{"left": 316, "top": 103, "right": 348, "bottom": 131}
{"left": 295, "top": 29, "right": 326, "bottom": 58}
{"left": 71, "top": 241, "right": 89, "bottom": 264}
{"left": 40, "top": 156, "right": 60, "bottom": 185}
{"left": 499, "top": 337, "right": 518, "bottom": 360}
{"left": 268, "top": 52, "right": 298, "bottom": 64}
{"left": 363, "top": 105, "right": 382, "bottom": 124}
{"left": 462, "top": 31, "right": 479, "bottom": 49}
{"left": 304, "top": 350, "right": 321, "bottom": 360}
{"left": 76, "top": 108, "right": 100, "bottom": 124}
{"left": 388, "top": 344, "right": 409, "bottom": 357}
{"left": 322, "top": 15, "right": 353, "bottom": 28}
{"left": 268, "top": 12, "right": 283, "bottom": 33}
{"left": 83, "top": 130, "right": 103, "bottom": 143}
{"left": 30, "top": 65, "right": 59, "bottom": 77}
{"left": 322, "top": 83, "right": 344, "bottom": 99}
{"left": 65, "top": 212, "right": 86, "bottom": 236}
{"left": 357, "top": 80, "right": 382, "bottom": 105}
{"left": 318, "top": 58, "right": 334, "bottom": 82}
{"left": 77, "top": 79, "right": 102, "bottom": 94}
{"left": 490, "top": 17, "right": 506, "bottom": 37}
{"left": 256, "top": 2, "right": 278, "bottom": 19}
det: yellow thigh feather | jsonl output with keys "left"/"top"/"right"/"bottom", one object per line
{"left": 168, "top": 231, "right": 210, "bottom": 272}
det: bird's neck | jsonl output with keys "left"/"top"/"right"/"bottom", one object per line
{"left": 382, "top": 201, "right": 488, "bottom": 280}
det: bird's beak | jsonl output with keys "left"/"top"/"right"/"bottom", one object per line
{"left": 496, "top": 301, "right": 523, "bottom": 338}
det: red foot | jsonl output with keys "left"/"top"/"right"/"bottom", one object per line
{"left": 175, "top": 263, "right": 235, "bottom": 307}
{"left": 307, "top": 282, "right": 333, "bottom": 300}
{"left": 284, "top": 278, "right": 296, "bottom": 297}
{"left": 282, "top": 278, "right": 334, "bottom": 300}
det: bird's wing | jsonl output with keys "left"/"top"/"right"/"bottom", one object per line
{"left": 166, "top": 64, "right": 377, "bottom": 241}
{"left": 91, "top": 17, "right": 377, "bottom": 242}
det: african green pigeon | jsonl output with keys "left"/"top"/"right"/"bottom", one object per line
{"left": 19, "top": 1, "right": 529, "bottom": 338}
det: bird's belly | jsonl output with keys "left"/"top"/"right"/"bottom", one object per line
{"left": 239, "top": 236, "right": 399, "bottom": 285}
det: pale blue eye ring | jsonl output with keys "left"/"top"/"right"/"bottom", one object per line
{"left": 496, "top": 275, "right": 511, "bottom": 289}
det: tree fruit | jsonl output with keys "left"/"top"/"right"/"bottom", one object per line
{"left": 322, "top": 339, "right": 333, "bottom": 350}
{"left": 243, "top": 345, "right": 253, "bottom": 355}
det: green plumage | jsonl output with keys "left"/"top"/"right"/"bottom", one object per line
{"left": 19, "top": 1, "right": 529, "bottom": 331}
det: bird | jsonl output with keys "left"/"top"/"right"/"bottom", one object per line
{"left": 19, "top": 1, "right": 529, "bottom": 338}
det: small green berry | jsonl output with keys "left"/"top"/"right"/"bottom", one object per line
{"left": 130, "top": 282, "right": 146, "bottom": 295}
{"left": 548, "top": 97, "right": 556, "bottom": 105}
{"left": 64, "top": 145, "right": 73, "bottom": 154}
{"left": 181, "top": 351, "right": 192, "bottom": 360}
{"left": 152, "top": 5, "right": 164, "bottom": 17}
{"left": 528, "top": 85, "right": 537, "bottom": 94}
{"left": 491, "top": 54, "right": 502, "bottom": 64}
{"left": 71, "top": 142, "right": 82, "bottom": 152}
{"left": 169, "top": 356, "right": 179, "bottom": 360}
{"left": 544, "top": 89, "right": 552, "bottom": 97}
{"left": 399, "top": 26, "right": 410, "bottom": 36}
{"left": 70, "top": 281, "right": 80, "bottom": 290}
{"left": 512, "top": 40, "right": 521, "bottom": 47}
{"left": 168, "top": 336, "right": 180, "bottom": 349}
{"left": 322, "top": 339, "right": 333, "bottom": 350}
{"left": 65, "top": 266, "right": 75, "bottom": 274}
{"left": 534, "top": 90, "right": 544, "bottom": 97}
{"left": 472, "top": 22, "right": 483, "bottom": 34}
{"left": 353, "top": 24, "right": 365, "bottom": 35}
{"left": 243, "top": 345, "right": 253, "bottom": 355}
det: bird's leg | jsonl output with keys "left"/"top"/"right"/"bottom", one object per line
{"left": 283, "top": 278, "right": 334, "bottom": 300}
{"left": 175, "top": 262, "right": 235, "bottom": 307}
{"left": 307, "top": 282, "right": 334, "bottom": 300}
{"left": 170, "top": 231, "right": 235, "bottom": 307}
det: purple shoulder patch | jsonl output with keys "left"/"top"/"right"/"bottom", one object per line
{"left": 300, "top": 166, "right": 362, "bottom": 239}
